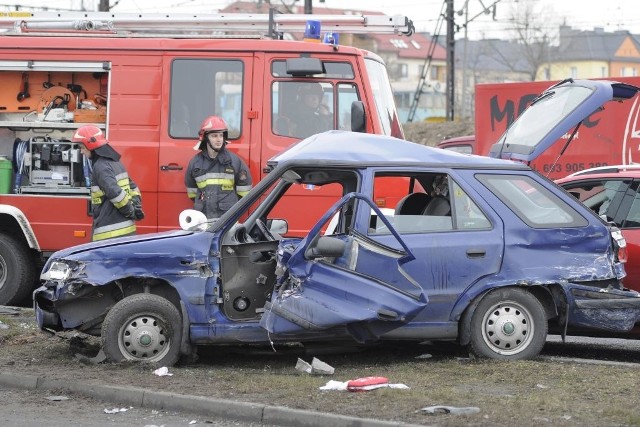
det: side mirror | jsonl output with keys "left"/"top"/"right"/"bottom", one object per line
{"left": 305, "top": 236, "right": 346, "bottom": 260}
{"left": 351, "top": 101, "right": 366, "bottom": 133}
{"left": 267, "top": 218, "right": 288, "bottom": 236}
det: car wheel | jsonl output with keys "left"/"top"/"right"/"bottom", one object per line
{"left": 469, "top": 288, "right": 547, "bottom": 360}
{"left": 0, "top": 233, "right": 35, "bottom": 306}
{"left": 101, "top": 293, "right": 182, "bottom": 366}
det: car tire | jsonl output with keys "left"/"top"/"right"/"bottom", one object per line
{"left": 469, "top": 288, "right": 547, "bottom": 360}
{"left": 101, "top": 293, "right": 182, "bottom": 366}
{"left": 0, "top": 232, "right": 35, "bottom": 306}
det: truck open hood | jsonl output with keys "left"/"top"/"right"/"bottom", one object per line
{"left": 488, "top": 79, "right": 640, "bottom": 163}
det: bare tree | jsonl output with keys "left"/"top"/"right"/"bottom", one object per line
{"left": 502, "top": 0, "right": 556, "bottom": 80}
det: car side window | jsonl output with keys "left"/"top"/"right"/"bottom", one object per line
{"left": 479, "top": 174, "right": 588, "bottom": 228}
{"left": 560, "top": 179, "right": 629, "bottom": 224}
{"left": 451, "top": 181, "right": 491, "bottom": 230}
{"left": 369, "top": 172, "right": 490, "bottom": 234}
{"left": 620, "top": 181, "right": 640, "bottom": 228}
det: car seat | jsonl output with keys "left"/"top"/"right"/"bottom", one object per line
{"left": 423, "top": 196, "right": 451, "bottom": 216}
{"left": 394, "top": 193, "right": 432, "bottom": 215}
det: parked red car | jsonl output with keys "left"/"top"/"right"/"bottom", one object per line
{"left": 557, "top": 165, "right": 640, "bottom": 291}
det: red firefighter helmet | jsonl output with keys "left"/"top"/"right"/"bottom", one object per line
{"left": 72, "top": 125, "right": 108, "bottom": 151}
{"left": 198, "top": 116, "right": 228, "bottom": 140}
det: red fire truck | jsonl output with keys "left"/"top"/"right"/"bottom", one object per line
{"left": 0, "top": 10, "right": 413, "bottom": 305}
{"left": 439, "top": 78, "right": 640, "bottom": 178}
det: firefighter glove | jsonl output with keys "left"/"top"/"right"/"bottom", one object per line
{"left": 132, "top": 196, "right": 145, "bottom": 221}
{"left": 118, "top": 201, "right": 136, "bottom": 220}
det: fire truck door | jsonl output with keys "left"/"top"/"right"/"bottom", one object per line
{"left": 158, "top": 54, "right": 255, "bottom": 232}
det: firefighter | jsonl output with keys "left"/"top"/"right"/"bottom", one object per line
{"left": 290, "top": 82, "right": 331, "bottom": 138}
{"left": 72, "top": 125, "right": 144, "bottom": 241}
{"left": 185, "top": 116, "right": 252, "bottom": 219}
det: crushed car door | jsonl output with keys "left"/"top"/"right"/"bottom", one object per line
{"left": 260, "top": 193, "right": 427, "bottom": 342}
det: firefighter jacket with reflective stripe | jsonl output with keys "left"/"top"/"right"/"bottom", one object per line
{"left": 90, "top": 156, "right": 141, "bottom": 241}
{"left": 185, "top": 147, "right": 252, "bottom": 219}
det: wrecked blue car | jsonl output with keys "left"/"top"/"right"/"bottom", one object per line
{"left": 35, "top": 79, "right": 640, "bottom": 366}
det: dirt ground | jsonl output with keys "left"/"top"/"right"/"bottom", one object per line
{"left": 402, "top": 119, "right": 475, "bottom": 147}
{"left": 2, "top": 307, "right": 640, "bottom": 427}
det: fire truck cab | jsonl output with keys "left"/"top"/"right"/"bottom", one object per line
{"left": 0, "top": 10, "right": 413, "bottom": 305}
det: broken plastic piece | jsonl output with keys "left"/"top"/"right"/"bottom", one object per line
{"left": 295, "top": 358, "right": 312, "bottom": 374}
{"left": 311, "top": 357, "right": 335, "bottom": 375}
{"left": 295, "top": 357, "right": 335, "bottom": 375}
{"left": 420, "top": 405, "right": 480, "bottom": 415}
{"left": 104, "top": 407, "right": 129, "bottom": 414}
{"left": 347, "top": 376, "right": 389, "bottom": 392}
{"left": 153, "top": 366, "right": 173, "bottom": 376}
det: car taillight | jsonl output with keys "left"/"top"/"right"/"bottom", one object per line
{"left": 611, "top": 228, "right": 627, "bottom": 263}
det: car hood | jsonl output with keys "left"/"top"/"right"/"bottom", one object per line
{"left": 50, "top": 229, "right": 204, "bottom": 260}
{"left": 488, "top": 79, "right": 640, "bottom": 163}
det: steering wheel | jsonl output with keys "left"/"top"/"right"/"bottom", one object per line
{"left": 255, "top": 218, "right": 276, "bottom": 241}
{"left": 234, "top": 224, "right": 254, "bottom": 243}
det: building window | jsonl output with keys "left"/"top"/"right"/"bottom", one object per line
{"left": 621, "top": 67, "right": 627, "bottom": 77}
{"left": 570, "top": 67, "right": 577, "bottom": 78}
{"left": 601, "top": 67, "right": 606, "bottom": 77}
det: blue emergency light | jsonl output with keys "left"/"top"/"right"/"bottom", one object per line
{"left": 303, "top": 20, "right": 321, "bottom": 42}
{"left": 322, "top": 32, "right": 339, "bottom": 46}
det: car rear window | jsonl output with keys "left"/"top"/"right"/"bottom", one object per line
{"left": 477, "top": 174, "right": 588, "bottom": 228}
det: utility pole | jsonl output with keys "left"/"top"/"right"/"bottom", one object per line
{"left": 304, "top": 0, "right": 312, "bottom": 14}
{"left": 98, "top": 0, "right": 110, "bottom": 12}
{"left": 445, "top": 0, "right": 455, "bottom": 121}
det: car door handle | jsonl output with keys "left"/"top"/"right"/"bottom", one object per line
{"left": 466, "top": 248, "right": 486, "bottom": 258}
{"left": 161, "top": 163, "right": 183, "bottom": 171}
{"left": 377, "top": 308, "right": 399, "bottom": 321}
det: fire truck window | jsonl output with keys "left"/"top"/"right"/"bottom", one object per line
{"left": 272, "top": 81, "right": 334, "bottom": 139}
{"left": 271, "top": 61, "right": 354, "bottom": 79}
{"left": 170, "top": 59, "right": 244, "bottom": 140}
{"left": 337, "top": 83, "right": 360, "bottom": 131}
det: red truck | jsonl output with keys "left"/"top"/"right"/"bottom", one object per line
{"left": 0, "top": 10, "right": 412, "bottom": 305}
{"left": 439, "top": 78, "right": 640, "bottom": 178}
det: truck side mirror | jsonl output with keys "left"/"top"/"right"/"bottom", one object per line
{"left": 351, "top": 101, "right": 366, "bottom": 133}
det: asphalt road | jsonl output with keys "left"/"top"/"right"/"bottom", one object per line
{"left": 542, "top": 334, "right": 640, "bottom": 364}
{"left": 0, "top": 386, "right": 265, "bottom": 427}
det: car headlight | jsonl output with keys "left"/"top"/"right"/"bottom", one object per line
{"left": 41, "top": 261, "right": 71, "bottom": 281}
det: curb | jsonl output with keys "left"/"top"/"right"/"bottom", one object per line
{"left": 0, "top": 371, "right": 421, "bottom": 427}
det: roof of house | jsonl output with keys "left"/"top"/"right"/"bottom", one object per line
{"left": 555, "top": 25, "right": 640, "bottom": 63}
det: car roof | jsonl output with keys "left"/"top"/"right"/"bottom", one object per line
{"left": 557, "top": 165, "right": 640, "bottom": 183}
{"left": 437, "top": 134, "right": 476, "bottom": 146}
{"left": 268, "top": 130, "right": 528, "bottom": 170}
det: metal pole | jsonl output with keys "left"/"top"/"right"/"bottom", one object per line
{"left": 446, "top": 0, "right": 455, "bottom": 121}
{"left": 98, "top": 0, "right": 110, "bottom": 12}
{"left": 304, "top": 0, "right": 313, "bottom": 14}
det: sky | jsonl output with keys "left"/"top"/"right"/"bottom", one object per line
{"left": 3, "top": 0, "right": 640, "bottom": 40}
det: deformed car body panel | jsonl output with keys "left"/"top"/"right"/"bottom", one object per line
{"left": 261, "top": 194, "right": 428, "bottom": 341}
